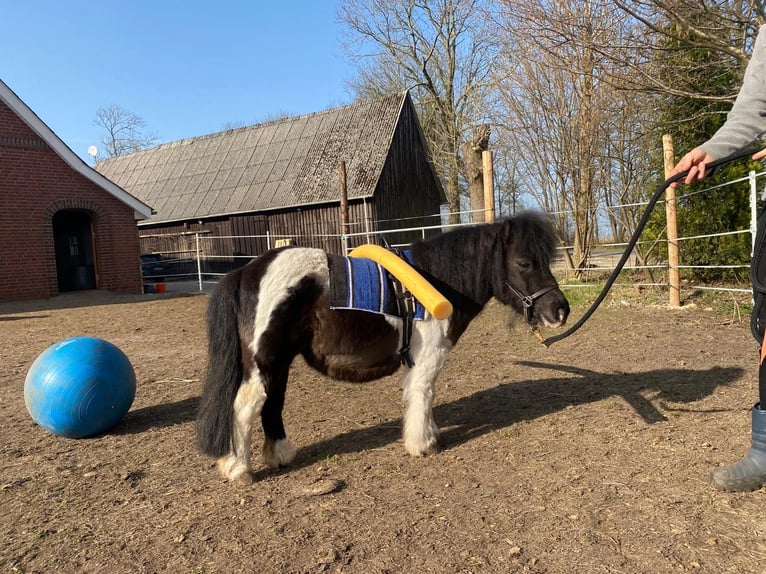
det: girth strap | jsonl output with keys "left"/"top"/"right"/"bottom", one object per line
{"left": 391, "top": 276, "right": 416, "bottom": 367}
{"left": 379, "top": 237, "right": 416, "bottom": 367}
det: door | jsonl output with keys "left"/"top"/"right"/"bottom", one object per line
{"left": 53, "top": 210, "right": 96, "bottom": 291}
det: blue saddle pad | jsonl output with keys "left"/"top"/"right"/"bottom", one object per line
{"left": 327, "top": 253, "right": 425, "bottom": 320}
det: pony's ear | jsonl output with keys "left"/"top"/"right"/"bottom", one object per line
{"left": 500, "top": 218, "right": 514, "bottom": 243}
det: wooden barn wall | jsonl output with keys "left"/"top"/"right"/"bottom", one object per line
{"left": 265, "top": 201, "right": 373, "bottom": 254}
{"left": 139, "top": 220, "right": 229, "bottom": 259}
{"left": 138, "top": 219, "right": 234, "bottom": 275}
{"left": 372, "top": 100, "right": 445, "bottom": 247}
{"left": 138, "top": 201, "right": 375, "bottom": 269}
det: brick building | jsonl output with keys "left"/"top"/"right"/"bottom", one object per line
{"left": 0, "top": 79, "right": 153, "bottom": 301}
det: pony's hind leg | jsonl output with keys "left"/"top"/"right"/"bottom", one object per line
{"left": 216, "top": 369, "right": 267, "bottom": 484}
{"left": 260, "top": 363, "right": 297, "bottom": 468}
{"left": 402, "top": 320, "right": 450, "bottom": 457}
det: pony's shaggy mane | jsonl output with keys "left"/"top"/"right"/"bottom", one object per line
{"left": 505, "top": 211, "right": 558, "bottom": 267}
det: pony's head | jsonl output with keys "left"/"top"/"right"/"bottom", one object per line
{"left": 493, "top": 212, "right": 569, "bottom": 328}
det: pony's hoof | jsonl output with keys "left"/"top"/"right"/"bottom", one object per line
{"left": 216, "top": 455, "right": 253, "bottom": 483}
{"left": 233, "top": 471, "right": 255, "bottom": 486}
{"left": 405, "top": 437, "right": 441, "bottom": 457}
{"left": 263, "top": 438, "right": 297, "bottom": 468}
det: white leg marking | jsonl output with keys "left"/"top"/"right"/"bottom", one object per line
{"left": 263, "top": 438, "right": 298, "bottom": 468}
{"left": 229, "top": 248, "right": 327, "bottom": 478}
{"left": 217, "top": 372, "right": 267, "bottom": 483}
{"left": 402, "top": 317, "right": 451, "bottom": 457}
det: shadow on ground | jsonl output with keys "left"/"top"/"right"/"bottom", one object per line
{"left": 311, "top": 364, "right": 741, "bottom": 470}
{"left": 117, "top": 362, "right": 742, "bottom": 480}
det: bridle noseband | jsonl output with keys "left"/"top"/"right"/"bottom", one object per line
{"left": 504, "top": 282, "right": 559, "bottom": 323}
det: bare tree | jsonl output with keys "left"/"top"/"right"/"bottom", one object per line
{"left": 339, "top": 0, "right": 498, "bottom": 223}
{"left": 94, "top": 105, "right": 158, "bottom": 159}
{"left": 598, "top": 87, "right": 659, "bottom": 281}
{"left": 611, "top": 1, "right": 764, "bottom": 105}
{"left": 492, "top": 153, "right": 526, "bottom": 217}
{"left": 492, "top": 41, "right": 575, "bottom": 233}
{"left": 493, "top": 0, "right": 646, "bottom": 276}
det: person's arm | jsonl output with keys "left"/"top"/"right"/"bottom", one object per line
{"left": 701, "top": 26, "right": 766, "bottom": 159}
{"left": 669, "top": 25, "right": 766, "bottom": 186}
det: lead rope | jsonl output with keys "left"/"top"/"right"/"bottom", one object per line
{"left": 542, "top": 146, "right": 763, "bottom": 347}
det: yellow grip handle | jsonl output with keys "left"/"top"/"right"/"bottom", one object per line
{"left": 349, "top": 244, "right": 453, "bottom": 320}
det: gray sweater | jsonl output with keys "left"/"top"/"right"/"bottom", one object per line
{"left": 701, "top": 25, "right": 766, "bottom": 159}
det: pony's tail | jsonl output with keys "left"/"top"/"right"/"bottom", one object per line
{"left": 196, "top": 270, "right": 244, "bottom": 457}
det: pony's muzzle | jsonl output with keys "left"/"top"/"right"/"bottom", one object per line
{"left": 540, "top": 293, "right": 570, "bottom": 328}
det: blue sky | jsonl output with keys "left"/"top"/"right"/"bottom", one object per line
{"left": 1, "top": 1, "right": 352, "bottom": 161}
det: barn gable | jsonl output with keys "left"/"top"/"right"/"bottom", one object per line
{"left": 0, "top": 79, "right": 154, "bottom": 301}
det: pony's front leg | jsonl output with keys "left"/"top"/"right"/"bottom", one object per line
{"left": 402, "top": 365, "right": 440, "bottom": 456}
{"left": 402, "top": 321, "right": 450, "bottom": 457}
{"left": 217, "top": 372, "right": 267, "bottom": 484}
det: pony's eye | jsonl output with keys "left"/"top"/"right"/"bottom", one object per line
{"left": 516, "top": 259, "right": 531, "bottom": 270}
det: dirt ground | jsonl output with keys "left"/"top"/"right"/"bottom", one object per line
{"left": 1, "top": 287, "right": 765, "bottom": 574}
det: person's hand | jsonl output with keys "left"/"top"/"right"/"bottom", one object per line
{"left": 668, "top": 148, "right": 714, "bottom": 188}
{"left": 753, "top": 147, "right": 766, "bottom": 161}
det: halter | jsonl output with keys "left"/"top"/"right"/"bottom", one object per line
{"left": 504, "top": 282, "right": 560, "bottom": 324}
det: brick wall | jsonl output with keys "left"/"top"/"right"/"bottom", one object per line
{"left": 0, "top": 100, "right": 143, "bottom": 301}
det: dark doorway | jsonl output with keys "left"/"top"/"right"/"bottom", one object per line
{"left": 53, "top": 210, "right": 96, "bottom": 291}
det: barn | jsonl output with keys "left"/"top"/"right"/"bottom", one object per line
{"left": 0, "top": 79, "right": 154, "bottom": 301}
{"left": 96, "top": 92, "right": 445, "bottom": 274}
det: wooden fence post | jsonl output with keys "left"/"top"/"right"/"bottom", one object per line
{"left": 339, "top": 160, "right": 349, "bottom": 252}
{"left": 662, "top": 134, "right": 681, "bottom": 307}
{"left": 482, "top": 150, "right": 495, "bottom": 223}
{"left": 464, "top": 124, "right": 491, "bottom": 222}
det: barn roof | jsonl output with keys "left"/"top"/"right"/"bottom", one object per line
{"left": 97, "top": 92, "right": 420, "bottom": 226}
{"left": 0, "top": 79, "right": 154, "bottom": 220}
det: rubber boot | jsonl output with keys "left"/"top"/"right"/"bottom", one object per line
{"left": 709, "top": 403, "right": 766, "bottom": 492}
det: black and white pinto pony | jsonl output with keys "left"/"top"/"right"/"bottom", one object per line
{"left": 197, "top": 211, "right": 570, "bottom": 483}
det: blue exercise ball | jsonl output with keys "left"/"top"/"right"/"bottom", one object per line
{"left": 24, "top": 337, "right": 136, "bottom": 438}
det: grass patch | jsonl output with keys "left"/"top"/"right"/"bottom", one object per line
{"left": 557, "top": 279, "right": 752, "bottom": 324}
{"left": 683, "top": 287, "right": 753, "bottom": 321}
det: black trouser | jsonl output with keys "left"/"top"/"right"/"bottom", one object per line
{"left": 751, "top": 208, "right": 766, "bottom": 405}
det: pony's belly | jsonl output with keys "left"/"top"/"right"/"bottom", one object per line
{"left": 320, "top": 351, "right": 401, "bottom": 381}
{"left": 306, "top": 308, "right": 401, "bottom": 381}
